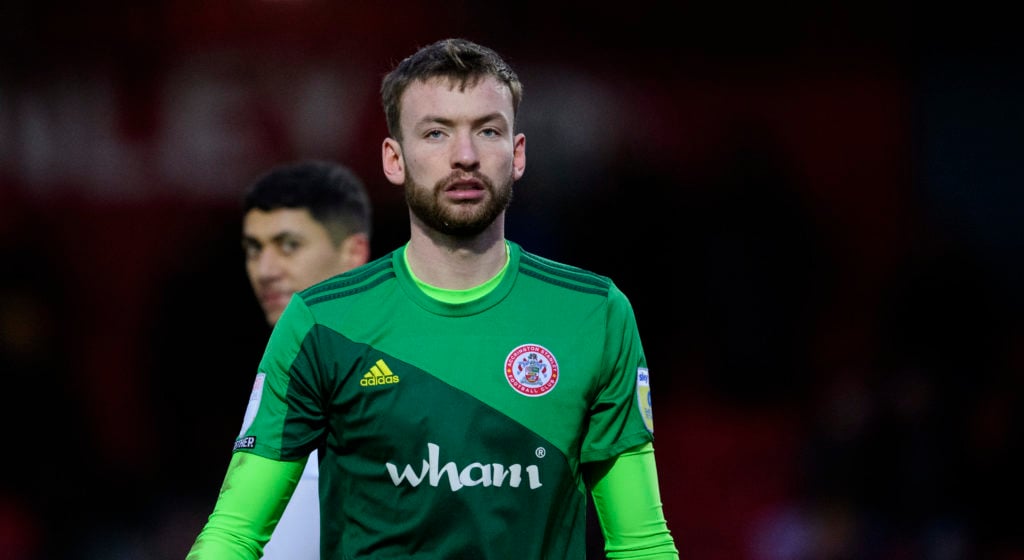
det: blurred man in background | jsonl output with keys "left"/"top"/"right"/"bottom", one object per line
{"left": 238, "top": 159, "right": 373, "bottom": 558}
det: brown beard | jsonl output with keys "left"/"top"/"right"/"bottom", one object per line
{"left": 405, "top": 169, "right": 514, "bottom": 237}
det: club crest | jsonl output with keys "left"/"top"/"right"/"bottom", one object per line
{"left": 505, "top": 344, "right": 559, "bottom": 397}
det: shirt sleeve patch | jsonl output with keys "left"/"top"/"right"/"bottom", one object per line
{"left": 637, "top": 367, "right": 654, "bottom": 433}
{"left": 238, "top": 372, "right": 266, "bottom": 438}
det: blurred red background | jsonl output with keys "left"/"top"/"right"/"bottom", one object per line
{"left": 2, "top": 2, "right": 1021, "bottom": 559}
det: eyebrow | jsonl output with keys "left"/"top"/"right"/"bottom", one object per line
{"left": 419, "top": 111, "right": 509, "bottom": 129}
{"left": 242, "top": 231, "right": 304, "bottom": 246}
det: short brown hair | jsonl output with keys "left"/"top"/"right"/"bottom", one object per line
{"left": 380, "top": 38, "right": 523, "bottom": 141}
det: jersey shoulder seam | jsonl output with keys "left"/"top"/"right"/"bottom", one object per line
{"left": 301, "top": 253, "right": 396, "bottom": 307}
{"left": 519, "top": 250, "right": 610, "bottom": 296}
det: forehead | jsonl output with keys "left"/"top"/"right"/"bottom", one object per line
{"left": 243, "top": 207, "right": 326, "bottom": 240}
{"left": 400, "top": 75, "right": 514, "bottom": 123}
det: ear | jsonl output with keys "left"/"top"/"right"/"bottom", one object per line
{"left": 512, "top": 132, "right": 526, "bottom": 180}
{"left": 382, "top": 137, "right": 405, "bottom": 186}
{"left": 340, "top": 232, "right": 371, "bottom": 269}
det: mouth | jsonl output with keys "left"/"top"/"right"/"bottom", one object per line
{"left": 260, "top": 290, "right": 292, "bottom": 310}
{"left": 443, "top": 176, "right": 485, "bottom": 201}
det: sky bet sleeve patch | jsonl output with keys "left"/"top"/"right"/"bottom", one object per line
{"left": 637, "top": 368, "right": 653, "bottom": 433}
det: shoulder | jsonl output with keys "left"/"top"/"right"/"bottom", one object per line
{"left": 298, "top": 251, "right": 399, "bottom": 309}
{"left": 514, "top": 243, "right": 613, "bottom": 298}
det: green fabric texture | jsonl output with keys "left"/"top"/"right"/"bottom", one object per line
{"left": 589, "top": 443, "right": 679, "bottom": 559}
{"left": 189, "top": 241, "right": 671, "bottom": 558}
{"left": 186, "top": 453, "right": 305, "bottom": 559}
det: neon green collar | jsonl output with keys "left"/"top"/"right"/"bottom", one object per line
{"left": 402, "top": 241, "right": 510, "bottom": 304}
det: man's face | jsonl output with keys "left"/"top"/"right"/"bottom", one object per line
{"left": 392, "top": 76, "right": 525, "bottom": 237}
{"left": 242, "top": 208, "right": 363, "bottom": 325}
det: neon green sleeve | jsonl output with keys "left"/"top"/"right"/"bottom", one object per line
{"left": 186, "top": 453, "right": 306, "bottom": 560}
{"left": 587, "top": 442, "right": 679, "bottom": 559}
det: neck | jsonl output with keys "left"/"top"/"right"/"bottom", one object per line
{"left": 405, "top": 213, "right": 507, "bottom": 290}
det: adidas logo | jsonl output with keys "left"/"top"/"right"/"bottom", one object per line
{"left": 361, "top": 359, "right": 400, "bottom": 387}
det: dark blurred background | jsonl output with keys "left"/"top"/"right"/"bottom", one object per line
{"left": 2, "top": 2, "right": 1021, "bottom": 559}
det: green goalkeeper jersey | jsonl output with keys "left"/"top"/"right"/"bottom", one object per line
{"left": 236, "top": 241, "right": 657, "bottom": 559}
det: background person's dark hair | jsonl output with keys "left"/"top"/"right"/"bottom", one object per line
{"left": 243, "top": 160, "right": 372, "bottom": 244}
{"left": 381, "top": 38, "right": 523, "bottom": 141}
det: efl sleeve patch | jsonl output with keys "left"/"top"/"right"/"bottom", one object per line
{"left": 238, "top": 373, "right": 266, "bottom": 438}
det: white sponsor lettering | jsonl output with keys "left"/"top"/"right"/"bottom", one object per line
{"left": 385, "top": 443, "right": 542, "bottom": 491}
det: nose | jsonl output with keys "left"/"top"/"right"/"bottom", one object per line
{"left": 254, "top": 249, "right": 283, "bottom": 281}
{"left": 451, "top": 131, "right": 480, "bottom": 170}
